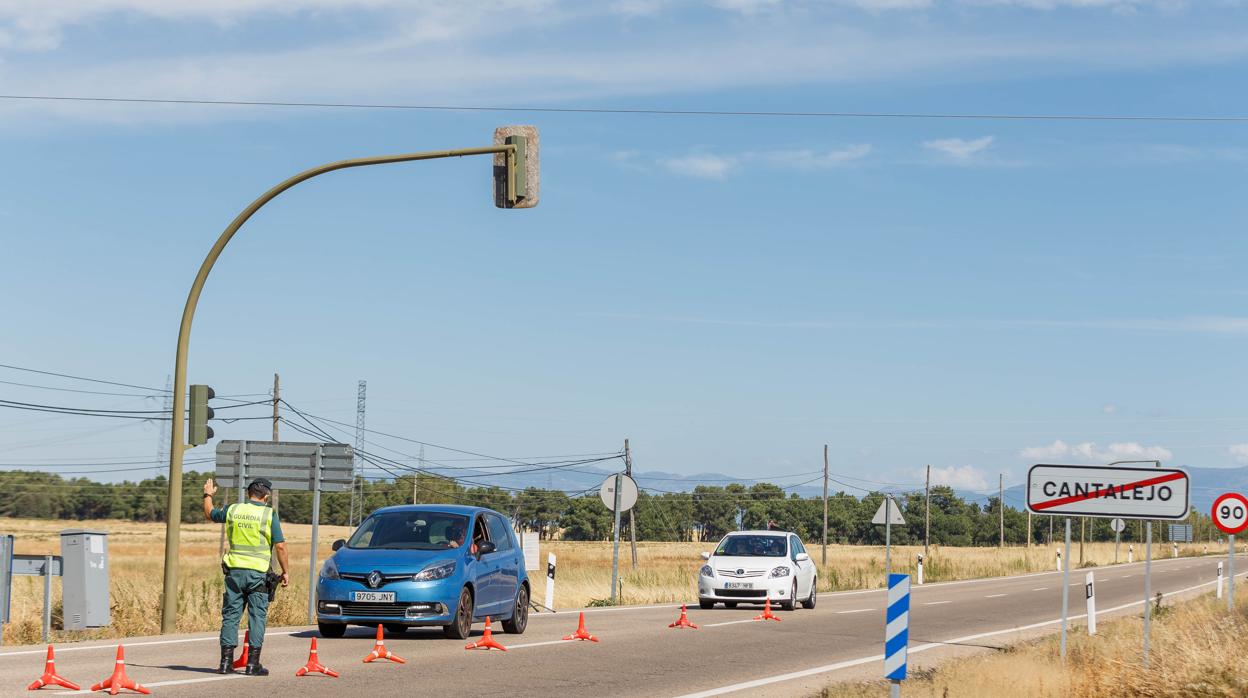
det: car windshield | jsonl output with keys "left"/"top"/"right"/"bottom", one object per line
{"left": 714, "top": 535, "right": 787, "bottom": 557}
{"left": 348, "top": 511, "right": 470, "bottom": 550}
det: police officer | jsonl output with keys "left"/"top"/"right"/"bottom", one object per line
{"left": 203, "top": 476, "right": 290, "bottom": 676}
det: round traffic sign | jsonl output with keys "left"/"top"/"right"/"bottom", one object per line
{"left": 1110, "top": 518, "right": 1125, "bottom": 533}
{"left": 1211, "top": 492, "right": 1248, "bottom": 535}
{"left": 599, "top": 474, "right": 638, "bottom": 513}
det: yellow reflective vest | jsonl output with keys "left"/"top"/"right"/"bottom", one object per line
{"left": 222, "top": 502, "right": 274, "bottom": 572}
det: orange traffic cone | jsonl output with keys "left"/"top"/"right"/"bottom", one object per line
{"left": 295, "top": 638, "right": 339, "bottom": 678}
{"left": 562, "top": 612, "right": 599, "bottom": 642}
{"left": 668, "top": 604, "right": 699, "bottom": 629}
{"left": 362, "top": 624, "right": 406, "bottom": 664}
{"left": 753, "top": 598, "right": 781, "bottom": 622}
{"left": 89, "top": 645, "right": 150, "bottom": 695}
{"left": 232, "top": 631, "right": 250, "bottom": 670}
{"left": 26, "top": 645, "right": 81, "bottom": 691}
{"left": 464, "top": 616, "right": 507, "bottom": 651}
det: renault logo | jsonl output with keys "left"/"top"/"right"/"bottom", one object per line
{"left": 367, "top": 570, "right": 383, "bottom": 589}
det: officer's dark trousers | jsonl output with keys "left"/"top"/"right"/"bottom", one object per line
{"left": 220, "top": 567, "right": 269, "bottom": 648}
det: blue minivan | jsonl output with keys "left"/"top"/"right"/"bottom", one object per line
{"left": 315, "top": 504, "right": 530, "bottom": 639}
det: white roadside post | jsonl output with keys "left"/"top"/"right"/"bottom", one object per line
{"left": 1217, "top": 560, "right": 1224, "bottom": 600}
{"left": 1128, "top": 544, "right": 1134, "bottom": 564}
{"left": 1026, "top": 462, "right": 1190, "bottom": 667}
{"left": 916, "top": 554, "right": 924, "bottom": 586}
{"left": 1085, "top": 571, "right": 1097, "bottom": 635}
{"left": 1055, "top": 547, "right": 1062, "bottom": 572}
{"left": 545, "top": 552, "right": 556, "bottom": 610}
{"left": 1211, "top": 492, "right": 1248, "bottom": 613}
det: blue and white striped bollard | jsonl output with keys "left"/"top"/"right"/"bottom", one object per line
{"left": 885, "top": 573, "right": 910, "bottom": 693}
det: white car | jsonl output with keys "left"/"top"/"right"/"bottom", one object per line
{"left": 697, "top": 530, "right": 818, "bottom": 611}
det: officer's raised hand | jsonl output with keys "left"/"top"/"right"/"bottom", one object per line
{"left": 204, "top": 478, "right": 218, "bottom": 496}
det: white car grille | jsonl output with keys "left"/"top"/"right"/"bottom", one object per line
{"left": 716, "top": 568, "right": 766, "bottom": 578}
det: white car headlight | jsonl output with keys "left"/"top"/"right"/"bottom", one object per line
{"left": 700, "top": 565, "right": 714, "bottom": 578}
{"left": 413, "top": 560, "right": 456, "bottom": 582}
{"left": 769, "top": 566, "right": 791, "bottom": 578}
{"left": 320, "top": 557, "right": 339, "bottom": 580}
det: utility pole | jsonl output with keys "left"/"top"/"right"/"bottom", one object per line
{"left": 412, "top": 445, "right": 424, "bottom": 504}
{"left": 998, "top": 473, "right": 1004, "bottom": 548}
{"left": 924, "top": 464, "right": 931, "bottom": 559}
{"left": 350, "top": 380, "right": 366, "bottom": 526}
{"left": 625, "top": 439, "right": 637, "bottom": 570}
{"left": 822, "top": 445, "right": 829, "bottom": 566}
{"left": 271, "top": 373, "right": 280, "bottom": 441}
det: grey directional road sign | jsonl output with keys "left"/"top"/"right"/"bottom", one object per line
{"left": 215, "top": 440, "right": 353, "bottom": 492}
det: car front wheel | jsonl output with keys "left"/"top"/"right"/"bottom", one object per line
{"left": 699, "top": 598, "right": 715, "bottom": 610}
{"left": 781, "top": 580, "right": 797, "bottom": 611}
{"left": 801, "top": 577, "right": 817, "bottom": 609}
{"left": 502, "top": 585, "right": 529, "bottom": 634}
{"left": 443, "top": 587, "right": 474, "bottom": 639}
{"left": 318, "top": 622, "right": 346, "bottom": 638}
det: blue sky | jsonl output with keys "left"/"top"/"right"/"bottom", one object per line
{"left": 1, "top": 0, "right": 1247, "bottom": 495}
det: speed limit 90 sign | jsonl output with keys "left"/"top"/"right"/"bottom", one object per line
{"left": 1212, "top": 492, "right": 1248, "bottom": 535}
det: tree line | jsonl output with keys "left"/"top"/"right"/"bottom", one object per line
{"left": 0, "top": 469, "right": 1216, "bottom": 546}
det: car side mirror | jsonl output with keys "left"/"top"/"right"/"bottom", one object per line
{"left": 331, "top": 539, "right": 346, "bottom": 551}
{"left": 476, "top": 541, "right": 497, "bottom": 557}
{"left": 795, "top": 552, "right": 810, "bottom": 562}
{"left": 700, "top": 551, "right": 711, "bottom": 560}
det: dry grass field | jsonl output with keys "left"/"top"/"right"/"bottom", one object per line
{"left": 0, "top": 517, "right": 1223, "bottom": 645}
{"left": 817, "top": 585, "right": 1248, "bottom": 697}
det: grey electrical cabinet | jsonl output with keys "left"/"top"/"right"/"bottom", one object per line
{"left": 60, "top": 529, "right": 110, "bottom": 630}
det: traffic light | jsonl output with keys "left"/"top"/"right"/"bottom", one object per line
{"left": 188, "top": 384, "right": 215, "bottom": 446}
{"left": 493, "top": 125, "right": 539, "bottom": 209}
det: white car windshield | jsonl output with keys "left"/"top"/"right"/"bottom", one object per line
{"left": 715, "top": 534, "right": 787, "bottom": 557}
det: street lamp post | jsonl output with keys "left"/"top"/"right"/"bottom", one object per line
{"left": 160, "top": 131, "right": 538, "bottom": 633}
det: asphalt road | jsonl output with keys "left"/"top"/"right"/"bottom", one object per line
{"left": 2, "top": 553, "right": 1243, "bottom": 697}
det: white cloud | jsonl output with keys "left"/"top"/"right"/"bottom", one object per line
{"left": 923, "top": 135, "right": 996, "bottom": 160}
{"left": 1020, "top": 439, "right": 1173, "bottom": 463}
{"left": 654, "top": 144, "right": 871, "bottom": 178}
{"left": 1102, "top": 404, "right": 1119, "bottom": 414}
{"left": 660, "top": 153, "right": 738, "bottom": 179}
{"left": 1230, "top": 444, "right": 1248, "bottom": 464}
{"left": 928, "top": 465, "right": 989, "bottom": 490}
{"left": 1015, "top": 316, "right": 1248, "bottom": 334}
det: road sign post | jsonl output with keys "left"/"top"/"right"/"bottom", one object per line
{"left": 1060, "top": 518, "right": 1070, "bottom": 659}
{"left": 600, "top": 474, "right": 637, "bottom": 605}
{"left": 1211, "top": 492, "right": 1248, "bottom": 612}
{"left": 884, "top": 573, "right": 910, "bottom": 698}
{"left": 1144, "top": 522, "right": 1152, "bottom": 667}
{"left": 873, "top": 497, "right": 906, "bottom": 583}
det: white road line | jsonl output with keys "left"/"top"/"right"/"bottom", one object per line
{"left": 1032, "top": 587, "right": 1048, "bottom": 591}
{"left": 672, "top": 571, "right": 1248, "bottom": 698}
{"left": 704, "top": 619, "right": 761, "bottom": 628}
{"left": 984, "top": 594, "right": 1007, "bottom": 598}
{"left": 66, "top": 674, "right": 247, "bottom": 694}
{"left": 923, "top": 601, "right": 950, "bottom": 606}
{"left": 508, "top": 639, "right": 576, "bottom": 650}
{"left": 834, "top": 609, "right": 874, "bottom": 614}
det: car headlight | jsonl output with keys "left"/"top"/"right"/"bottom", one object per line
{"left": 700, "top": 565, "right": 714, "bottom": 578}
{"left": 413, "top": 560, "right": 456, "bottom": 582}
{"left": 320, "top": 557, "right": 339, "bottom": 580}
{"left": 769, "top": 566, "right": 791, "bottom": 578}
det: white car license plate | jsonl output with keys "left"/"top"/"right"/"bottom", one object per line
{"left": 351, "top": 591, "right": 395, "bottom": 603}
{"left": 724, "top": 582, "right": 753, "bottom": 590}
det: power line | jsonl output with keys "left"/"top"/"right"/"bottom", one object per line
{"left": 1, "top": 94, "right": 1245, "bottom": 124}
{"left": 0, "top": 363, "right": 166, "bottom": 392}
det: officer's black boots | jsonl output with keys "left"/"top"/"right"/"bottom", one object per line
{"left": 218, "top": 646, "right": 235, "bottom": 674}
{"left": 243, "top": 646, "right": 269, "bottom": 676}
